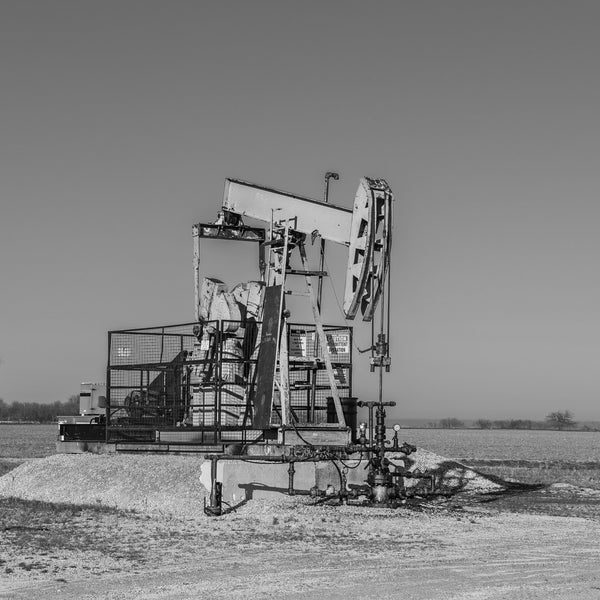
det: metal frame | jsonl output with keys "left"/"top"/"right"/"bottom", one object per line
{"left": 99, "top": 320, "right": 352, "bottom": 448}
{"left": 223, "top": 178, "right": 353, "bottom": 245}
{"left": 192, "top": 222, "right": 266, "bottom": 322}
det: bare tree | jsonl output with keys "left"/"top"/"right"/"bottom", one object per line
{"left": 545, "top": 410, "right": 576, "bottom": 431}
{"left": 439, "top": 417, "right": 465, "bottom": 429}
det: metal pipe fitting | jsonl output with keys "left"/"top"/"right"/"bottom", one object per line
{"left": 288, "top": 461, "right": 296, "bottom": 496}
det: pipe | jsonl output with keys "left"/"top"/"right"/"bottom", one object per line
{"left": 288, "top": 461, "right": 296, "bottom": 496}
{"left": 375, "top": 403, "right": 386, "bottom": 452}
{"left": 206, "top": 455, "right": 223, "bottom": 516}
{"left": 317, "top": 172, "right": 339, "bottom": 311}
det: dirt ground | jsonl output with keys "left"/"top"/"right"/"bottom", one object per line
{"left": 2, "top": 482, "right": 600, "bottom": 600}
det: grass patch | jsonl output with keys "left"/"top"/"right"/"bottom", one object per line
{"left": 0, "top": 496, "right": 132, "bottom": 517}
{"left": 0, "top": 459, "right": 23, "bottom": 477}
{"left": 0, "top": 497, "right": 145, "bottom": 559}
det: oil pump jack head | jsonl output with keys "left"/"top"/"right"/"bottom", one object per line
{"left": 218, "top": 175, "right": 392, "bottom": 321}
{"left": 343, "top": 177, "right": 393, "bottom": 321}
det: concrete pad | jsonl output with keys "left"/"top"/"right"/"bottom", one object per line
{"left": 202, "top": 460, "right": 318, "bottom": 503}
{"left": 201, "top": 458, "right": 379, "bottom": 503}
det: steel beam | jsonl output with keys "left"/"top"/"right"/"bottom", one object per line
{"left": 223, "top": 179, "right": 352, "bottom": 245}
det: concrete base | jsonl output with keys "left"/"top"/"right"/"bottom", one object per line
{"left": 199, "top": 456, "right": 410, "bottom": 504}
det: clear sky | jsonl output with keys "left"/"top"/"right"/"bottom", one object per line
{"left": 1, "top": 0, "right": 599, "bottom": 421}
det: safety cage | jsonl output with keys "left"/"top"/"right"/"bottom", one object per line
{"left": 59, "top": 321, "right": 352, "bottom": 449}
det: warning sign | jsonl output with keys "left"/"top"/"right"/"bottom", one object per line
{"left": 289, "top": 330, "right": 315, "bottom": 358}
{"left": 289, "top": 329, "right": 350, "bottom": 358}
{"left": 325, "top": 332, "right": 350, "bottom": 355}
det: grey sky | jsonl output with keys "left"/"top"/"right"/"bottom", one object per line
{"left": 1, "top": 1, "right": 599, "bottom": 420}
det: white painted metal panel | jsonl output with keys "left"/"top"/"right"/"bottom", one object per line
{"left": 223, "top": 179, "right": 352, "bottom": 245}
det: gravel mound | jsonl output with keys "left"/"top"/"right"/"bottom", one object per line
{"left": 0, "top": 453, "right": 209, "bottom": 516}
{"left": 0, "top": 449, "right": 508, "bottom": 515}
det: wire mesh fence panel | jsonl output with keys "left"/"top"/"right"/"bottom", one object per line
{"left": 107, "top": 321, "right": 262, "bottom": 444}
{"left": 106, "top": 320, "right": 352, "bottom": 444}
{"left": 276, "top": 324, "right": 352, "bottom": 425}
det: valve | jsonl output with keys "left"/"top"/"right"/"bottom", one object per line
{"left": 370, "top": 333, "right": 391, "bottom": 372}
{"left": 375, "top": 333, "right": 388, "bottom": 357}
{"left": 390, "top": 423, "right": 401, "bottom": 451}
{"left": 358, "top": 422, "right": 368, "bottom": 446}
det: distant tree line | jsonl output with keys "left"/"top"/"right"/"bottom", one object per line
{"left": 430, "top": 411, "right": 590, "bottom": 431}
{"left": 474, "top": 418, "right": 536, "bottom": 430}
{"left": 0, "top": 396, "right": 79, "bottom": 423}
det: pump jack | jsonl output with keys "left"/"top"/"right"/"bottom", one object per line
{"left": 57, "top": 170, "right": 434, "bottom": 509}
{"left": 196, "top": 174, "right": 434, "bottom": 513}
{"left": 192, "top": 176, "right": 393, "bottom": 434}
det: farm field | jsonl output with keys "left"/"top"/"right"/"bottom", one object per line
{"left": 2, "top": 423, "right": 600, "bottom": 488}
{"left": 0, "top": 424, "right": 57, "bottom": 459}
{"left": 2, "top": 424, "right": 600, "bottom": 489}
{"left": 2, "top": 423, "right": 600, "bottom": 462}
{"left": 399, "top": 427, "right": 600, "bottom": 462}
